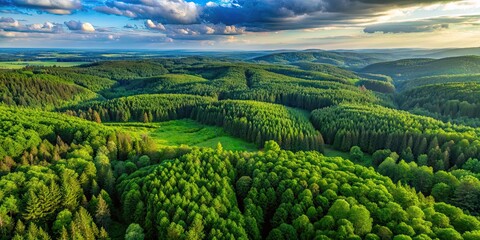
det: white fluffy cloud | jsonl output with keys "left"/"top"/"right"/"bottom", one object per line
{"left": 95, "top": 0, "right": 199, "bottom": 24}
{"left": 64, "top": 20, "right": 95, "bottom": 32}
{"left": 0, "top": 17, "right": 20, "bottom": 29}
{"left": 145, "top": 19, "right": 166, "bottom": 31}
{"left": 145, "top": 23, "right": 246, "bottom": 40}
{"left": 0, "top": 17, "right": 63, "bottom": 33}
{"left": 145, "top": 23, "right": 245, "bottom": 36}
{"left": 223, "top": 25, "right": 244, "bottom": 35}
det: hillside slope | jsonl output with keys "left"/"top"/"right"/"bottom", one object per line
{"left": 362, "top": 56, "right": 480, "bottom": 80}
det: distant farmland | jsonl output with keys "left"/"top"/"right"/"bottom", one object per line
{"left": 0, "top": 61, "right": 88, "bottom": 69}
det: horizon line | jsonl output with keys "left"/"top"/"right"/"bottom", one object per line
{"left": 1, "top": 47, "right": 479, "bottom": 52}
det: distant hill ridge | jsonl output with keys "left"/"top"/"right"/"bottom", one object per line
{"left": 251, "top": 50, "right": 391, "bottom": 69}
{"left": 362, "top": 55, "right": 480, "bottom": 80}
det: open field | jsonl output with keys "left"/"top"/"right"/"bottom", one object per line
{"left": 106, "top": 119, "right": 258, "bottom": 151}
{"left": 0, "top": 61, "right": 88, "bottom": 69}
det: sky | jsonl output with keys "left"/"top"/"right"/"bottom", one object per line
{"left": 0, "top": 0, "right": 479, "bottom": 50}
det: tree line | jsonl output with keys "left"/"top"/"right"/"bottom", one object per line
{"left": 66, "top": 96, "right": 325, "bottom": 152}
{"left": 0, "top": 70, "right": 98, "bottom": 109}
{"left": 311, "top": 104, "right": 480, "bottom": 171}
{"left": 399, "top": 82, "right": 480, "bottom": 119}
{"left": 75, "top": 61, "right": 169, "bottom": 81}
{"left": 191, "top": 100, "right": 324, "bottom": 151}
{"left": 398, "top": 74, "right": 480, "bottom": 90}
{"left": 65, "top": 94, "right": 215, "bottom": 123}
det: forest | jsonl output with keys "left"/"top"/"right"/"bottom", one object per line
{"left": 1, "top": 52, "right": 480, "bottom": 240}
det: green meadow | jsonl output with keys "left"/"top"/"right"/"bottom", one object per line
{"left": 106, "top": 119, "right": 257, "bottom": 151}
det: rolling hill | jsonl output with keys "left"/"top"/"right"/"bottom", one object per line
{"left": 362, "top": 56, "right": 480, "bottom": 80}
{"left": 252, "top": 50, "right": 390, "bottom": 69}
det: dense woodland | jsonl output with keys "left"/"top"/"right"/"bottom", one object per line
{"left": 0, "top": 70, "right": 99, "bottom": 108}
{"left": 397, "top": 74, "right": 480, "bottom": 90}
{"left": 361, "top": 56, "right": 480, "bottom": 81}
{"left": 118, "top": 143, "right": 480, "bottom": 240}
{"left": 0, "top": 105, "right": 157, "bottom": 239}
{"left": 398, "top": 83, "right": 480, "bottom": 119}
{"left": 65, "top": 94, "right": 215, "bottom": 123}
{"left": 1, "top": 54, "right": 480, "bottom": 239}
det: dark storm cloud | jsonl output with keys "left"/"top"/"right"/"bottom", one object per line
{"left": 364, "top": 15, "right": 480, "bottom": 33}
{"left": 201, "top": 0, "right": 464, "bottom": 31}
{"left": 0, "top": 0, "right": 82, "bottom": 14}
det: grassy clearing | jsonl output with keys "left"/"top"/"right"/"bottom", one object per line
{"left": 106, "top": 119, "right": 257, "bottom": 151}
{"left": 159, "top": 73, "right": 208, "bottom": 84}
{"left": 0, "top": 61, "right": 88, "bottom": 69}
{"left": 323, "top": 145, "right": 373, "bottom": 167}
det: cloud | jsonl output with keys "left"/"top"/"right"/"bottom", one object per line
{"left": 64, "top": 20, "right": 95, "bottom": 32}
{"left": 0, "top": 30, "right": 31, "bottom": 38}
{"left": 0, "top": 26, "right": 178, "bottom": 49}
{"left": 142, "top": 17, "right": 246, "bottom": 39}
{"left": 123, "top": 23, "right": 138, "bottom": 29}
{"left": 364, "top": 15, "right": 480, "bottom": 33}
{"left": 91, "top": 0, "right": 462, "bottom": 33}
{"left": 0, "top": 9, "right": 31, "bottom": 15}
{"left": 96, "top": 27, "right": 114, "bottom": 32}
{"left": 145, "top": 19, "right": 166, "bottom": 31}
{"left": 0, "top": 17, "right": 21, "bottom": 29}
{"left": 0, "top": 0, "right": 81, "bottom": 14}
{"left": 143, "top": 22, "right": 246, "bottom": 40}
{"left": 222, "top": 25, "right": 244, "bottom": 34}
{"left": 200, "top": 0, "right": 465, "bottom": 31}
{"left": 0, "top": 17, "right": 63, "bottom": 33}
{"left": 25, "top": 21, "right": 63, "bottom": 32}
{"left": 94, "top": 0, "right": 200, "bottom": 24}
{"left": 0, "top": 16, "right": 179, "bottom": 47}
{"left": 2, "top": 0, "right": 475, "bottom": 48}
{"left": 364, "top": 21, "right": 449, "bottom": 34}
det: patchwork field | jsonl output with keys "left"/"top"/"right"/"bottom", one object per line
{"left": 0, "top": 61, "right": 88, "bottom": 69}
